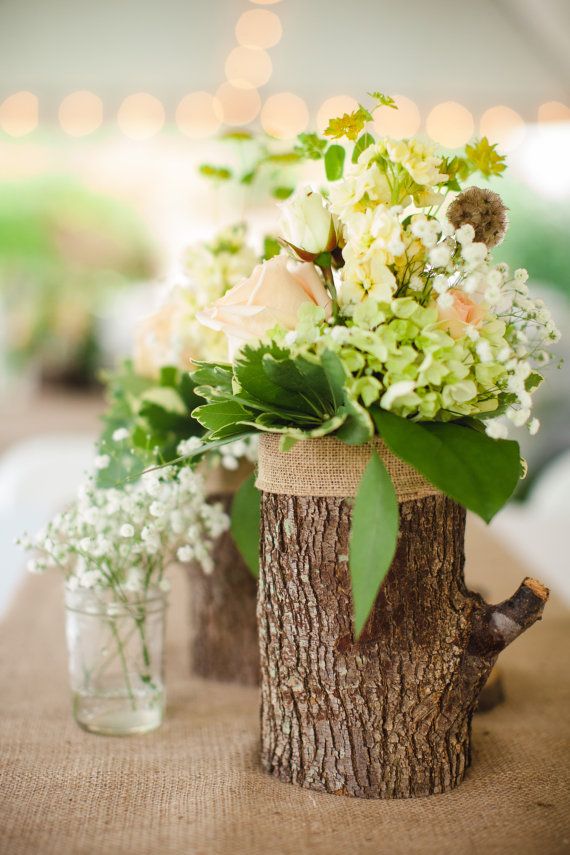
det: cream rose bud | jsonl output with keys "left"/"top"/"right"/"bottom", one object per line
{"left": 279, "top": 188, "right": 337, "bottom": 258}
{"left": 197, "top": 255, "right": 333, "bottom": 360}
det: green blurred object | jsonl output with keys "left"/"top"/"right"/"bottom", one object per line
{"left": 0, "top": 175, "right": 156, "bottom": 386}
{"left": 490, "top": 178, "right": 570, "bottom": 300}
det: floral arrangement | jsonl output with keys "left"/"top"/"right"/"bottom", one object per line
{"left": 0, "top": 175, "right": 155, "bottom": 386}
{"left": 187, "top": 92, "right": 560, "bottom": 634}
{"left": 134, "top": 223, "right": 258, "bottom": 377}
{"left": 20, "top": 466, "right": 229, "bottom": 589}
{"left": 96, "top": 225, "right": 260, "bottom": 487}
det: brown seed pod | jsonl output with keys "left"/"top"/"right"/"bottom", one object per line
{"left": 447, "top": 186, "right": 509, "bottom": 248}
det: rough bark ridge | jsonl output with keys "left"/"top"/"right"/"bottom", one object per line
{"left": 187, "top": 494, "right": 259, "bottom": 686}
{"left": 258, "top": 493, "right": 548, "bottom": 799}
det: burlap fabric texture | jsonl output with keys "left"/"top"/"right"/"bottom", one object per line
{"left": 255, "top": 433, "right": 440, "bottom": 500}
{"left": 1, "top": 523, "right": 569, "bottom": 854}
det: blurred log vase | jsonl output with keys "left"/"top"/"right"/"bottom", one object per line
{"left": 186, "top": 462, "right": 259, "bottom": 686}
{"left": 255, "top": 435, "right": 549, "bottom": 799}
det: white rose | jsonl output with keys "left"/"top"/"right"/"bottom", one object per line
{"left": 197, "top": 256, "right": 333, "bottom": 360}
{"left": 279, "top": 188, "right": 337, "bottom": 257}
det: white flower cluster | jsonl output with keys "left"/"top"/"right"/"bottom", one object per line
{"left": 134, "top": 224, "right": 258, "bottom": 376}
{"left": 329, "top": 139, "right": 448, "bottom": 307}
{"left": 20, "top": 466, "right": 230, "bottom": 589}
{"left": 177, "top": 435, "right": 258, "bottom": 471}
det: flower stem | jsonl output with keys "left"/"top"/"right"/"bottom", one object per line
{"left": 108, "top": 618, "right": 137, "bottom": 710}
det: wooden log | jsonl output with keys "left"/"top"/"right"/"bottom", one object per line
{"left": 258, "top": 491, "right": 548, "bottom": 798}
{"left": 187, "top": 492, "right": 259, "bottom": 686}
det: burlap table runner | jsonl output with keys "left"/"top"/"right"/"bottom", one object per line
{"left": 1, "top": 520, "right": 569, "bottom": 855}
{"left": 255, "top": 434, "right": 440, "bottom": 499}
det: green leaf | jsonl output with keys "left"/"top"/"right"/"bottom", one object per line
{"left": 372, "top": 410, "right": 521, "bottom": 523}
{"left": 368, "top": 91, "right": 397, "bottom": 109}
{"left": 294, "top": 132, "right": 328, "bottom": 160}
{"left": 192, "top": 400, "right": 252, "bottom": 433}
{"left": 324, "top": 144, "right": 346, "bottom": 181}
{"left": 140, "top": 386, "right": 186, "bottom": 415}
{"left": 525, "top": 372, "right": 543, "bottom": 392}
{"left": 231, "top": 473, "right": 261, "bottom": 577}
{"left": 221, "top": 130, "right": 253, "bottom": 141}
{"left": 272, "top": 186, "right": 294, "bottom": 200}
{"left": 263, "top": 235, "right": 281, "bottom": 260}
{"left": 198, "top": 164, "right": 233, "bottom": 181}
{"left": 352, "top": 132, "right": 375, "bottom": 163}
{"left": 235, "top": 343, "right": 313, "bottom": 412}
{"left": 191, "top": 363, "right": 233, "bottom": 395}
{"left": 349, "top": 451, "right": 399, "bottom": 638}
{"left": 139, "top": 402, "right": 191, "bottom": 434}
{"left": 314, "top": 251, "right": 332, "bottom": 269}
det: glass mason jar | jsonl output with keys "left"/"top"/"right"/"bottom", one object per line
{"left": 64, "top": 586, "right": 167, "bottom": 736}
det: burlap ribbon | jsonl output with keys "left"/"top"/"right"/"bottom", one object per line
{"left": 255, "top": 433, "right": 440, "bottom": 500}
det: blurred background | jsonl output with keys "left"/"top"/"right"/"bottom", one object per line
{"left": 1, "top": 0, "right": 569, "bottom": 611}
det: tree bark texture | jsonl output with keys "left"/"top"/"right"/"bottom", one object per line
{"left": 187, "top": 494, "right": 259, "bottom": 686}
{"left": 258, "top": 492, "right": 548, "bottom": 799}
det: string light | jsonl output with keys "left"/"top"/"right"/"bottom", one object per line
{"left": 261, "top": 92, "right": 309, "bottom": 139}
{"left": 235, "top": 9, "right": 282, "bottom": 49}
{"left": 59, "top": 91, "right": 103, "bottom": 137}
{"left": 537, "top": 101, "right": 570, "bottom": 123}
{"left": 0, "top": 91, "right": 38, "bottom": 137}
{"left": 426, "top": 101, "right": 474, "bottom": 148}
{"left": 214, "top": 83, "right": 261, "bottom": 126}
{"left": 374, "top": 95, "right": 420, "bottom": 138}
{"left": 225, "top": 46, "right": 272, "bottom": 89}
{"left": 480, "top": 105, "right": 525, "bottom": 152}
{"left": 117, "top": 93, "right": 165, "bottom": 139}
{"left": 176, "top": 92, "right": 220, "bottom": 138}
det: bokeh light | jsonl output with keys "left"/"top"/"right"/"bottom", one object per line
{"left": 176, "top": 91, "right": 221, "bottom": 138}
{"left": 214, "top": 83, "right": 261, "bottom": 126}
{"left": 117, "top": 93, "right": 165, "bottom": 139}
{"left": 316, "top": 95, "right": 358, "bottom": 134}
{"left": 426, "top": 101, "right": 474, "bottom": 148}
{"left": 235, "top": 9, "right": 282, "bottom": 49}
{"left": 0, "top": 91, "right": 39, "bottom": 137}
{"left": 373, "top": 95, "right": 420, "bottom": 138}
{"left": 59, "top": 91, "right": 103, "bottom": 137}
{"left": 225, "top": 47, "right": 272, "bottom": 90}
{"left": 261, "top": 92, "right": 309, "bottom": 139}
{"left": 480, "top": 105, "right": 526, "bottom": 152}
{"left": 538, "top": 101, "right": 570, "bottom": 123}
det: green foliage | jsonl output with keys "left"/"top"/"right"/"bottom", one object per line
{"left": 0, "top": 175, "right": 155, "bottom": 372}
{"left": 96, "top": 361, "right": 203, "bottom": 488}
{"left": 263, "top": 235, "right": 281, "bottom": 260}
{"left": 325, "top": 107, "right": 372, "bottom": 142}
{"left": 272, "top": 186, "right": 294, "bottom": 200}
{"left": 192, "top": 343, "right": 371, "bottom": 443}
{"left": 349, "top": 451, "right": 399, "bottom": 637}
{"left": 294, "top": 132, "right": 328, "bottom": 160}
{"left": 198, "top": 164, "right": 233, "bottom": 181}
{"left": 325, "top": 144, "right": 346, "bottom": 181}
{"left": 492, "top": 179, "right": 570, "bottom": 299}
{"left": 464, "top": 138, "right": 507, "bottom": 178}
{"left": 352, "top": 132, "right": 375, "bottom": 164}
{"left": 372, "top": 409, "right": 521, "bottom": 523}
{"left": 368, "top": 91, "right": 397, "bottom": 109}
{"left": 230, "top": 473, "right": 261, "bottom": 577}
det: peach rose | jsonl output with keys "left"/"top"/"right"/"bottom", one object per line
{"left": 437, "top": 289, "right": 486, "bottom": 339}
{"left": 197, "top": 256, "right": 333, "bottom": 359}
